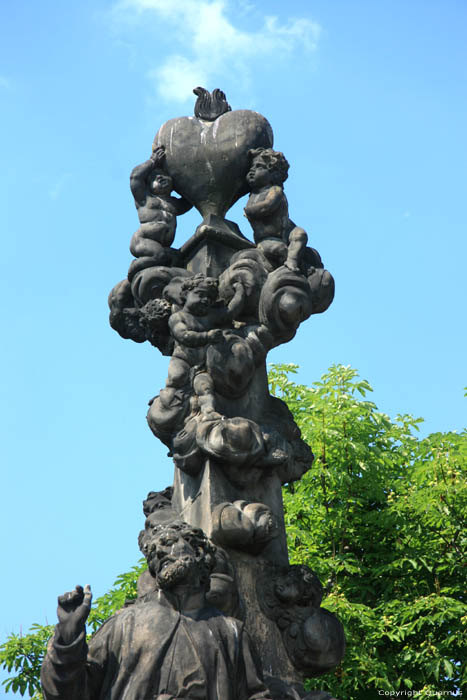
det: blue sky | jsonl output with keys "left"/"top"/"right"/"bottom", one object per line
{"left": 1, "top": 0, "right": 466, "bottom": 692}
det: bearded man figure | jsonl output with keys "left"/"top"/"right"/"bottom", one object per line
{"left": 41, "top": 523, "right": 272, "bottom": 700}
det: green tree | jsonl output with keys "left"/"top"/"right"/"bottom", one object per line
{"left": 270, "top": 364, "right": 467, "bottom": 698}
{"left": 2, "top": 365, "right": 466, "bottom": 698}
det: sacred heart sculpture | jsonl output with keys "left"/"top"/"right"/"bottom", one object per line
{"left": 153, "top": 88, "right": 273, "bottom": 220}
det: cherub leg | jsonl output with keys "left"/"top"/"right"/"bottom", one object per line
{"left": 193, "top": 371, "right": 222, "bottom": 419}
{"left": 130, "top": 221, "right": 174, "bottom": 259}
{"left": 166, "top": 357, "right": 191, "bottom": 389}
{"left": 286, "top": 226, "right": 308, "bottom": 271}
{"left": 257, "top": 239, "right": 288, "bottom": 268}
{"left": 147, "top": 357, "right": 191, "bottom": 440}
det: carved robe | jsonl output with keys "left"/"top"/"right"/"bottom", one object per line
{"left": 41, "top": 589, "right": 271, "bottom": 700}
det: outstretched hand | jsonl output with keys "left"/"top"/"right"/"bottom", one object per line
{"left": 57, "top": 584, "right": 92, "bottom": 645}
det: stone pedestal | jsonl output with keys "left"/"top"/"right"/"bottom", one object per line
{"left": 172, "top": 460, "right": 303, "bottom": 688}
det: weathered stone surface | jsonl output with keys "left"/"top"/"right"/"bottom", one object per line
{"left": 43, "top": 88, "right": 343, "bottom": 700}
{"left": 41, "top": 523, "right": 272, "bottom": 699}
{"left": 154, "top": 105, "right": 273, "bottom": 219}
{"left": 257, "top": 564, "right": 346, "bottom": 677}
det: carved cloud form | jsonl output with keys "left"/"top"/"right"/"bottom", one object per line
{"left": 112, "top": 0, "right": 321, "bottom": 101}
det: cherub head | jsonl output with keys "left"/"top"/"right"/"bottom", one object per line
{"left": 246, "top": 147, "right": 290, "bottom": 189}
{"left": 180, "top": 275, "right": 219, "bottom": 315}
{"left": 274, "top": 565, "right": 323, "bottom": 608}
{"left": 148, "top": 169, "right": 173, "bottom": 196}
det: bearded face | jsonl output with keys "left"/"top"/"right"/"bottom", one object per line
{"left": 155, "top": 553, "right": 198, "bottom": 590}
{"left": 147, "top": 528, "right": 201, "bottom": 590}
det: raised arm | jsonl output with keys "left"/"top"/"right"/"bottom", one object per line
{"left": 56, "top": 584, "right": 92, "bottom": 645}
{"left": 40, "top": 585, "right": 105, "bottom": 700}
{"left": 130, "top": 158, "right": 157, "bottom": 206}
{"left": 130, "top": 147, "right": 166, "bottom": 206}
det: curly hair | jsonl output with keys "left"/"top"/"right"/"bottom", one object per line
{"left": 179, "top": 274, "right": 219, "bottom": 303}
{"left": 248, "top": 147, "right": 290, "bottom": 185}
{"left": 141, "top": 298, "right": 172, "bottom": 323}
{"left": 139, "top": 522, "right": 218, "bottom": 586}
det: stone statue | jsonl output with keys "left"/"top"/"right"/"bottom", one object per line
{"left": 147, "top": 273, "right": 244, "bottom": 434}
{"left": 41, "top": 523, "right": 273, "bottom": 700}
{"left": 258, "top": 565, "right": 346, "bottom": 678}
{"left": 43, "top": 88, "right": 344, "bottom": 700}
{"left": 129, "top": 146, "right": 192, "bottom": 271}
{"left": 244, "top": 147, "right": 307, "bottom": 271}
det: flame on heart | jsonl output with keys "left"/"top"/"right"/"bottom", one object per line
{"left": 193, "top": 87, "right": 231, "bottom": 121}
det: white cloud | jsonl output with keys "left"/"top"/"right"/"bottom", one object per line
{"left": 149, "top": 56, "right": 209, "bottom": 102}
{"left": 112, "top": 0, "right": 321, "bottom": 103}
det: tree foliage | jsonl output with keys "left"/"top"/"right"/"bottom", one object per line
{"left": 0, "top": 561, "right": 147, "bottom": 698}
{"left": 1, "top": 365, "right": 466, "bottom": 698}
{"left": 270, "top": 363, "right": 467, "bottom": 698}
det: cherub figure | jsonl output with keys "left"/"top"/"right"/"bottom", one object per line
{"left": 148, "top": 274, "right": 245, "bottom": 433}
{"left": 129, "top": 146, "right": 192, "bottom": 267}
{"left": 259, "top": 565, "right": 345, "bottom": 677}
{"left": 273, "top": 565, "right": 323, "bottom": 609}
{"left": 244, "top": 147, "right": 307, "bottom": 271}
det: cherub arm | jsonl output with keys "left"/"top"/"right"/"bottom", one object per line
{"left": 130, "top": 158, "right": 157, "bottom": 207}
{"left": 169, "top": 313, "right": 221, "bottom": 347}
{"left": 170, "top": 194, "right": 193, "bottom": 216}
{"left": 244, "top": 186, "right": 284, "bottom": 219}
{"left": 156, "top": 144, "right": 191, "bottom": 215}
{"left": 130, "top": 147, "right": 166, "bottom": 206}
